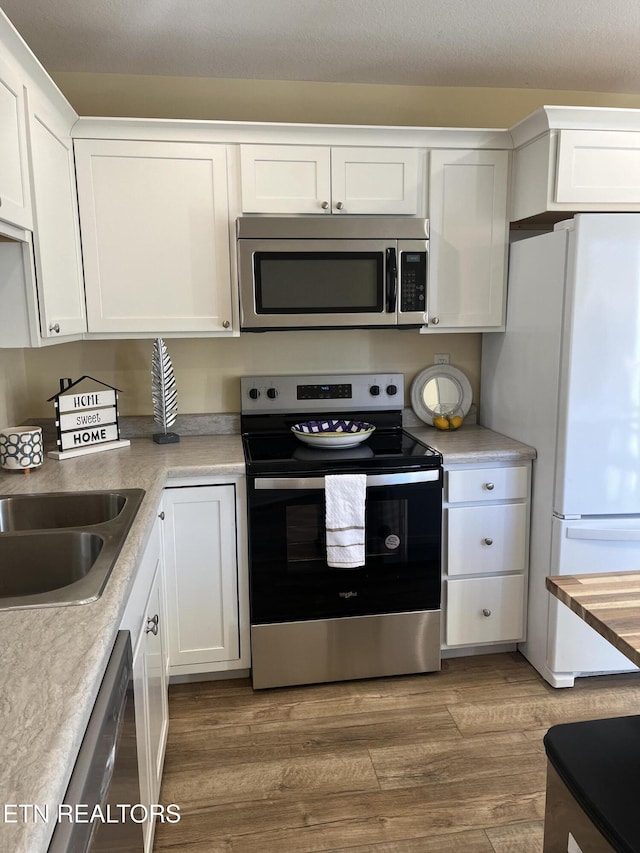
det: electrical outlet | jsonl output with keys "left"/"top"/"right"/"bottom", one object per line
{"left": 434, "top": 353, "right": 450, "bottom": 365}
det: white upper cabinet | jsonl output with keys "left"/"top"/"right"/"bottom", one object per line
{"left": 240, "top": 144, "right": 420, "bottom": 215}
{"left": 26, "top": 87, "right": 86, "bottom": 339}
{"left": 510, "top": 108, "right": 640, "bottom": 220}
{"left": 427, "top": 149, "right": 509, "bottom": 331}
{"left": 75, "top": 139, "right": 235, "bottom": 336}
{"left": 0, "top": 52, "right": 31, "bottom": 230}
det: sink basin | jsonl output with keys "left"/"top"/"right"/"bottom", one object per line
{"left": 0, "top": 531, "right": 104, "bottom": 598}
{"left": 0, "top": 488, "right": 145, "bottom": 610}
{"left": 0, "top": 491, "right": 129, "bottom": 531}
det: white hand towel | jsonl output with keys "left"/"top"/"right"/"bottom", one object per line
{"left": 325, "top": 473, "right": 367, "bottom": 568}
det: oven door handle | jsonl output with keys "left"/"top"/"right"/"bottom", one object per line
{"left": 253, "top": 470, "right": 440, "bottom": 490}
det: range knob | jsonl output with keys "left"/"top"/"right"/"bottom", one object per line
{"left": 266, "top": 388, "right": 279, "bottom": 400}
{"left": 386, "top": 384, "right": 398, "bottom": 396}
{"left": 248, "top": 388, "right": 260, "bottom": 400}
{"left": 369, "top": 385, "right": 381, "bottom": 396}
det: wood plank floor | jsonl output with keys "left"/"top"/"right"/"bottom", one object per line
{"left": 153, "top": 652, "right": 640, "bottom": 852}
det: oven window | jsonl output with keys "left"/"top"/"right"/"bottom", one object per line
{"left": 254, "top": 252, "right": 384, "bottom": 313}
{"left": 285, "top": 500, "right": 408, "bottom": 568}
{"left": 248, "top": 480, "right": 442, "bottom": 623}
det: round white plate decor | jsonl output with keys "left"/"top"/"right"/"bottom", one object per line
{"left": 410, "top": 365, "right": 472, "bottom": 426}
{"left": 291, "top": 419, "right": 376, "bottom": 449}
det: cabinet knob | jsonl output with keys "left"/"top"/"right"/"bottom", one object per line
{"left": 158, "top": 511, "right": 165, "bottom": 520}
{"left": 431, "top": 316, "right": 440, "bottom": 325}
{"left": 484, "top": 482, "right": 495, "bottom": 491}
{"left": 482, "top": 608, "right": 492, "bottom": 618}
{"left": 0, "top": 197, "right": 3, "bottom": 207}
{"left": 335, "top": 201, "right": 344, "bottom": 210}
{"left": 222, "top": 320, "right": 230, "bottom": 329}
{"left": 483, "top": 537, "right": 493, "bottom": 546}
{"left": 146, "top": 614, "right": 159, "bottom": 635}
{"left": 49, "top": 323, "right": 60, "bottom": 334}
{"left": 321, "top": 201, "right": 329, "bottom": 210}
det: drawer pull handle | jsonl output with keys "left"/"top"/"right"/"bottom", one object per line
{"left": 482, "top": 608, "right": 492, "bottom": 618}
{"left": 146, "top": 614, "right": 159, "bottom": 635}
{"left": 484, "top": 482, "right": 495, "bottom": 491}
{"left": 483, "top": 537, "right": 494, "bottom": 546}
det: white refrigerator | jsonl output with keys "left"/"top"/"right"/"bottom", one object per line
{"left": 482, "top": 214, "right": 640, "bottom": 687}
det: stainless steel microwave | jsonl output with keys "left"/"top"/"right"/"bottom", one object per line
{"left": 237, "top": 216, "right": 429, "bottom": 331}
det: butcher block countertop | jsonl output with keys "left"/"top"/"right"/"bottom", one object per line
{"left": 546, "top": 572, "right": 640, "bottom": 668}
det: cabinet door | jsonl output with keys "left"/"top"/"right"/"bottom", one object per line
{"left": 556, "top": 130, "right": 640, "bottom": 204}
{"left": 428, "top": 149, "right": 508, "bottom": 330}
{"left": 132, "top": 560, "right": 169, "bottom": 853}
{"left": 26, "top": 89, "right": 86, "bottom": 338}
{"left": 145, "top": 566, "right": 169, "bottom": 805}
{"left": 163, "top": 485, "right": 239, "bottom": 671}
{"left": 75, "top": 139, "right": 233, "bottom": 334}
{"left": 0, "top": 53, "right": 31, "bottom": 229}
{"left": 330, "top": 147, "right": 419, "bottom": 215}
{"left": 240, "top": 144, "right": 331, "bottom": 213}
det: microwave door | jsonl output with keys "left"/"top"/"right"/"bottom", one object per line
{"left": 238, "top": 238, "right": 398, "bottom": 330}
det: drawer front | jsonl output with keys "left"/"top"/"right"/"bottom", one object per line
{"left": 447, "top": 465, "right": 528, "bottom": 504}
{"left": 446, "top": 574, "right": 525, "bottom": 646}
{"left": 447, "top": 503, "right": 527, "bottom": 576}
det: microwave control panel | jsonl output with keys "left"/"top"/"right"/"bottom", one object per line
{"left": 400, "top": 251, "right": 427, "bottom": 312}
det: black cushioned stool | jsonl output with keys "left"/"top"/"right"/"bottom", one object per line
{"left": 543, "top": 715, "right": 640, "bottom": 852}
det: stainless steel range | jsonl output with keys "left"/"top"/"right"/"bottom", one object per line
{"left": 241, "top": 373, "right": 443, "bottom": 689}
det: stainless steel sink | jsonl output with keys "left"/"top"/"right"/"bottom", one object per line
{"left": 0, "top": 489, "right": 144, "bottom": 610}
{"left": 0, "top": 491, "right": 127, "bottom": 531}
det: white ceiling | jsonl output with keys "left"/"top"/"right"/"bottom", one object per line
{"left": 2, "top": 0, "right": 640, "bottom": 94}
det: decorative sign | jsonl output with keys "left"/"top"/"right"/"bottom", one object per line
{"left": 47, "top": 376, "right": 130, "bottom": 461}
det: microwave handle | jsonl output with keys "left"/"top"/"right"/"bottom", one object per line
{"left": 386, "top": 248, "right": 397, "bottom": 313}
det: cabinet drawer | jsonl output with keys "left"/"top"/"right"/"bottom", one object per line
{"left": 447, "top": 465, "right": 528, "bottom": 503}
{"left": 446, "top": 574, "right": 525, "bottom": 646}
{"left": 447, "top": 503, "right": 527, "bottom": 576}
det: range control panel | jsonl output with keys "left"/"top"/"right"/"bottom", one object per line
{"left": 241, "top": 373, "right": 405, "bottom": 414}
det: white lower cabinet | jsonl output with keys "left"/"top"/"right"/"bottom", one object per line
{"left": 162, "top": 481, "right": 250, "bottom": 676}
{"left": 443, "top": 462, "right": 531, "bottom": 650}
{"left": 120, "top": 513, "right": 169, "bottom": 853}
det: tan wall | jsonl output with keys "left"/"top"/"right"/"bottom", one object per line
{"left": 53, "top": 72, "right": 640, "bottom": 127}
{"left": 11, "top": 73, "right": 640, "bottom": 421}
{"left": 21, "top": 332, "right": 481, "bottom": 418}
{"left": 0, "top": 350, "right": 30, "bottom": 428}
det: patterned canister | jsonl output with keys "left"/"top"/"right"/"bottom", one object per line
{"left": 0, "top": 426, "right": 44, "bottom": 471}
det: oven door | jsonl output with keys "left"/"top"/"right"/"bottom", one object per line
{"left": 238, "top": 238, "right": 398, "bottom": 330}
{"left": 247, "top": 470, "right": 442, "bottom": 623}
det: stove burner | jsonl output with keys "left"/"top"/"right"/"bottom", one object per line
{"left": 292, "top": 444, "right": 375, "bottom": 461}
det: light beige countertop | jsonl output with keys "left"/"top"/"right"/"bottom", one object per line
{"left": 0, "top": 424, "right": 533, "bottom": 852}
{"left": 406, "top": 423, "right": 536, "bottom": 464}
{"left": 0, "top": 435, "right": 244, "bottom": 853}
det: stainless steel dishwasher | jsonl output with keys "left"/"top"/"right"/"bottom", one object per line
{"left": 48, "top": 630, "right": 144, "bottom": 852}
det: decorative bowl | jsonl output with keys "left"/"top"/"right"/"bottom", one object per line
{"left": 291, "top": 419, "right": 376, "bottom": 449}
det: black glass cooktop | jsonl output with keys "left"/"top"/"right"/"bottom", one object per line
{"left": 242, "top": 427, "right": 441, "bottom": 475}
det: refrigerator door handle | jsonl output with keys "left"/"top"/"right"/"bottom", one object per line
{"left": 566, "top": 527, "right": 640, "bottom": 542}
